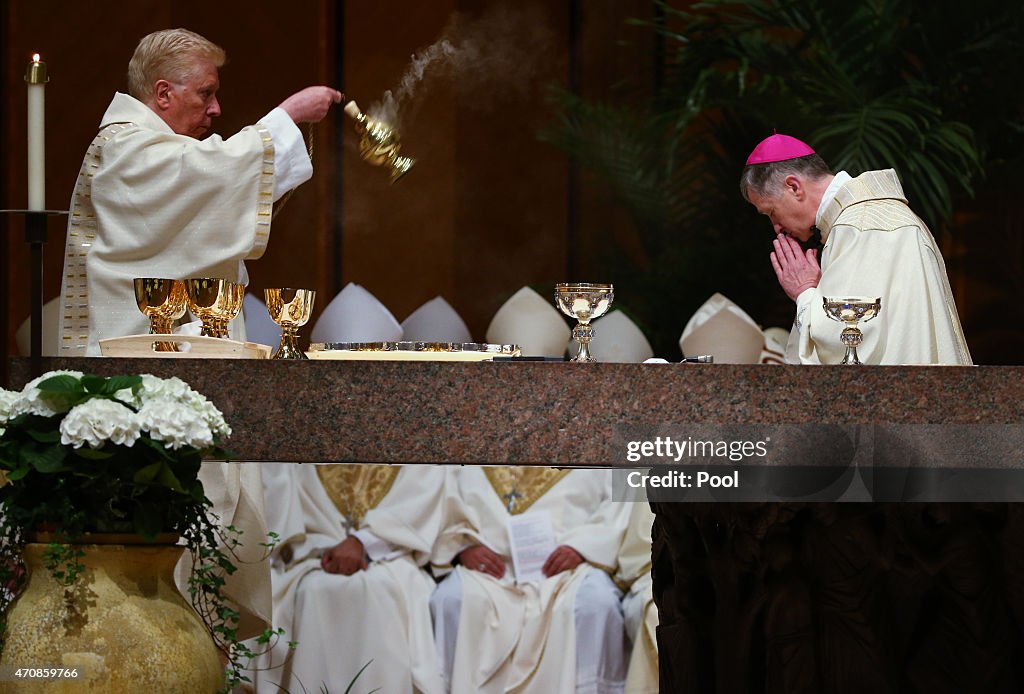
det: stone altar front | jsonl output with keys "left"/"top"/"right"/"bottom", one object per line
{"left": 9, "top": 358, "right": 1024, "bottom": 692}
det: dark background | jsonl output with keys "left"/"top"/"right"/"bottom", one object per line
{"left": 2, "top": 0, "right": 1021, "bottom": 373}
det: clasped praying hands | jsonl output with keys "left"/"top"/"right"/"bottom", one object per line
{"left": 320, "top": 535, "right": 367, "bottom": 575}
{"left": 770, "top": 234, "right": 821, "bottom": 301}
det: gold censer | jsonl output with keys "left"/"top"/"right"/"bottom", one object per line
{"left": 343, "top": 100, "right": 415, "bottom": 184}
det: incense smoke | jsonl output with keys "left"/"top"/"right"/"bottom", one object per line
{"left": 369, "top": 6, "right": 558, "bottom": 127}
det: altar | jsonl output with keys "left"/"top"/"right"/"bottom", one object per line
{"left": 9, "top": 358, "right": 1023, "bottom": 464}
{"left": 8, "top": 358, "right": 1024, "bottom": 693}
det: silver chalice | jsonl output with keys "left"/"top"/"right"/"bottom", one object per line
{"left": 554, "top": 283, "right": 614, "bottom": 362}
{"left": 823, "top": 296, "right": 882, "bottom": 365}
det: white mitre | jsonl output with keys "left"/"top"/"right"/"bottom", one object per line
{"left": 486, "top": 286, "right": 571, "bottom": 357}
{"left": 401, "top": 296, "right": 473, "bottom": 343}
{"left": 679, "top": 292, "right": 764, "bottom": 364}
{"left": 310, "top": 282, "right": 402, "bottom": 344}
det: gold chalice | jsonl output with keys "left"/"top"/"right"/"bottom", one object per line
{"left": 343, "top": 100, "right": 415, "bottom": 184}
{"left": 823, "top": 296, "right": 882, "bottom": 365}
{"left": 134, "top": 278, "right": 186, "bottom": 352}
{"left": 213, "top": 281, "right": 245, "bottom": 339}
{"left": 185, "top": 278, "right": 238, "bottom": 338}
{"left": 555, "top": 283, "right": 614, "bottom": 362}
{"left": 265, "top": 288, "right": 316, "bottom": 360}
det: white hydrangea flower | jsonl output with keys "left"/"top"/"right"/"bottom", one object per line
{"left": 12, "top": 369, "right": 85, "bottom": 418}
{"left": 113, "top": 386, "right": 140, "bottom": 408}
{"left": 138, "top": 398, "right": 215, "bottom": 450}
{"left": 187, "top": 392, "right": 231, "bottom": 439}
{"left": 0, "top": 388, "right": 18, "bottom": 423}
{"left": 138, "top": 374, "right": 193, "bottom": 402}
{"left": 59, "top": 398, "right": 141, "bottom": 449}
{"left": 136, "top": 375, "right": 230, "bottom": 441}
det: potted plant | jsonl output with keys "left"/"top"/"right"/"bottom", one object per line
{"left": 0, "top": 370, "right": 278, "bottom": 692}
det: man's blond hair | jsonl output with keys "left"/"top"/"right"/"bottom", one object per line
{"left": 127, "top": 29, "right": 226, "bottom": 101}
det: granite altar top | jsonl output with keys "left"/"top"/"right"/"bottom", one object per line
{"left": 8, "top": 358, "right": 1023, "bottom": 465}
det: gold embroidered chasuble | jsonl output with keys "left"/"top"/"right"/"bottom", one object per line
{"left": 250, "top": 464, "right": 447, "bottom": 694}
{"left": 483, "top": 466, "right": 571, "bottom": 514}
{"left": 316, "top": 464, "right": 400, "bottom": 527}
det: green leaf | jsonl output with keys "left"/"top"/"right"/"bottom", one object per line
{"left": 133, "top": 461, "right": 163, "bottom": 484}
{"left": 98, "top": 375, "right": 142, "bottom": 396}
{"left": 81, "top": 375, "right": 107, "bottom": 394}
{"left": 24, "top": 443, "right": 67, "bottom": 472}
{"left": 138, "top": 436, "right": 175, "bottom": 461}
{"left": 73, "top": 447, "right": 115, "bottom": 460}
{"left": 7, "top": 466, "right": 30, "bottom": 481}
{"left": 157, "top": 464, "right": 185, "bottom": 492}
{"left": 27, "top": 429, "right": 61, "bottom": 443}
{"left": 36, "top": 375, "right": 83, "bottom": 395}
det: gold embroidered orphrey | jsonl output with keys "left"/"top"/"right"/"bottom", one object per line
{"left": 484, "top": 467, "right": 571, "bottom": 515}
{"left": 317, "top": 464, "right": 400, "bottom": 527}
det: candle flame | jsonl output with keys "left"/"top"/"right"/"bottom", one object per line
{"left": 32, "top": 53, "right": 40, "bottom": 62}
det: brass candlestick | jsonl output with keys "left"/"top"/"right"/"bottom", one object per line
{"left": 343, "top": 100, "right": 415, "bottom": 184}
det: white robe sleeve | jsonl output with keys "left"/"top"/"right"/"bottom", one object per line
{"left": 790, "top": 286, "right": 823, "bottom": 364}
{"left": 258, "top": 107, "right": 313, "bottom": 201}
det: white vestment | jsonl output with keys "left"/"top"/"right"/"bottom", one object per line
{"left": 249, "top": 464, "right": 446, "bottom": 694}
{"left": 788, "top": 169, "right": 972, "bottom": 365}
{"left": 60, "top": 92, "right": 312, "bottom": 639}
{"left": 58, "top": 91, "right": 310, "bottom": 356}
{"left": 430, "top": 467, "right": 630, "bottom": 694}
{"left": 616, "top": 502, "right": 658, "bottom": 694}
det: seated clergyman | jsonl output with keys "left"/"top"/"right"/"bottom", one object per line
{"left": 249, "top": 463, "right": 446, "bottom": 694}
{"left": 430, "top": 466, "right": 631, "bottom": 694}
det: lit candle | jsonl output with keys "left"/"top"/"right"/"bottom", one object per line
{"left": 25, "top": 53, "right": 47, "bottom": 211}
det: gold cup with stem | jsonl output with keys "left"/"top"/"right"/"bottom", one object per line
{"left": 184, "top": 278, "right": 241, "bottom": 339}
{"left": 212, "top": 281, "right": 245, "bottom": 339}
{"left": 265, "top": 288, "right": 316, "bottom": 359}
{"left": 822, "top": 296, "right": 882, "bottom": 365}
{"left": 554, "top": 283, "right": 614, "bottom": 362}
{"left": 134, "top": 278, "right": 187, "bottom": 352}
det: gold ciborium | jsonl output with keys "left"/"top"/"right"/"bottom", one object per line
{"left": 555, "top": 283, "right": 614, "bottom": 362}
{"left": 185, "top": 278, "right": 240, "bottom": 338}
{"left": 823, "top": 296, "right": 881, "bottom": 365}
{"left": 134, "top": 278, "right": 187, "bottom": 351}
{"left": 343, "top": 100, "right": 415, "bottom": 184}
{"left": 265, "top": 288, "right": 316, "bottom": 360}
